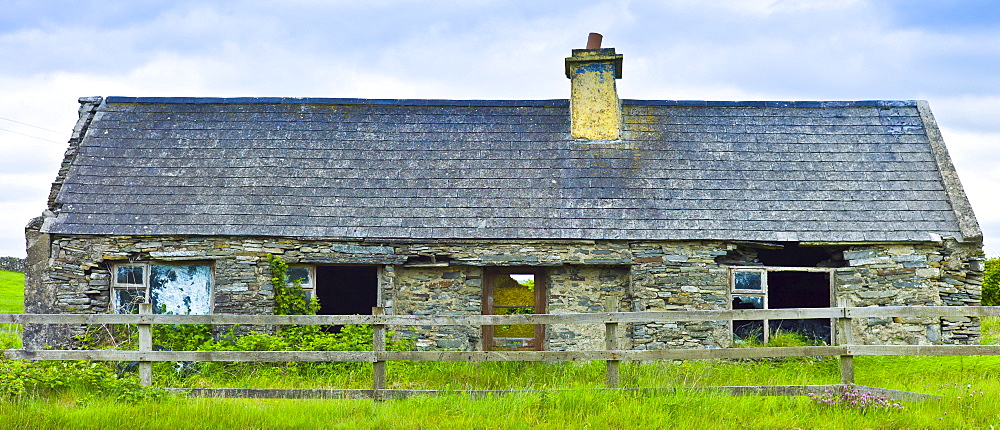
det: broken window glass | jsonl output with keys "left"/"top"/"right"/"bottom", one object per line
{"left": 731, "top": 268, "right": 832, "bottom": 345}
{"left": 113, "top": 288, "right": 146, "bottom": 314}
{"left": 733, "top": 320, "right": 765, "bottom": 343}
{"left": 734, "top": 271, "right": 762, "bottom": 291}
{"left": 150, "top": 265, "right": 212, "bottom": 315}
{"left": 732, "top": 295, "right": 763, "bottom": 310}
{"left": 286, "top": 266, "right": 314, "bottom": 300}
{"left": 287, "top": 267, "right": 310, "bottom": 284}
{"left": 116, "top": 266, "right": 144, "bottom": 285}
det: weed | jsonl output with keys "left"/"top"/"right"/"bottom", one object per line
{"left": 808, "top": 388, "right": 905, "bottom": 411}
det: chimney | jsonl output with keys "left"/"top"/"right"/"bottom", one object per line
{"left": 565, "top": 33, "right": 623, "bottom": 140}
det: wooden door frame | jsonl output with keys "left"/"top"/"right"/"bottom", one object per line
{"left": 482, "top": 267, "right": 547, "bottom": 351}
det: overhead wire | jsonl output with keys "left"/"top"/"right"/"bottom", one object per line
{"left": 0, "top": 127, "right": 63, "bottom": 144}
{"left": 0, "top": 116, "right": 63, "bottom": 134}
{"left": 0, "top": 116, "right": 66, "bottom": 144}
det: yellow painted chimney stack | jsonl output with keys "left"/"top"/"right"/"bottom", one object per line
{"left": 565, "top": 33, "right": 623, "bottom": 140}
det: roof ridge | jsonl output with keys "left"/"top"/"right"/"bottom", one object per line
{"left": 103, "top": 97, "right": 917, "bottom": 108}
{"left": 621, "top": 100, "right": 918, "bottom": 108}
{"left": 104, "top": 97, "right": 569, "bottom": 107}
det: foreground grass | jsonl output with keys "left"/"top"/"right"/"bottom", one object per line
{"left": 2, "top": 356, "right": 1000, "bottom": 429}
{"left": 0, "top": 390, "right": 947, "bottom": 430}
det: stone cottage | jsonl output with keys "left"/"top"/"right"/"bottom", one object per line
{"left": 25, "top": 37, "right": 984, "bottom": 350}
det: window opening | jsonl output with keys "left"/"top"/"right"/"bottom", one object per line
{"left": 314, "top": 266, "right": 379, "bottom": 330}
{"left": 768, "top": 271, "right": 831, "bottom": 343}
{"left": 112, "top": 263, "right": 212, "bottom": 315}
{"left": 730, "top": 268, "right": 831, "bottom": 345}
{"left": 483, "top": 267, "right": 546, "bottom": 351}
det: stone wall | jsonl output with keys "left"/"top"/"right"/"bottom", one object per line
{"left": 627, "top": 242, "right": 734, "bottom": 349}
{"left": 836, "top": 241, "right": 983, "bottom": 345}
{"left": 547, "top": 265, "right": 631, "bottom": 351}
{"left": 392, "top": 265, "right": 482, "bottom": 349}
{"left": 22, "top": 230, "right": 984, "bottom": 349}
{"left": 0, "top": 256, "right": 25, "bottom": 272}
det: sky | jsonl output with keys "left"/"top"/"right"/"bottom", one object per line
{"left": 0, "top": 0, "right": 997, "bottom": 258}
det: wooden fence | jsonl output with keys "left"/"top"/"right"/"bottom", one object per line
{"left": 3, "top": 306, "right": 1000, "bottom": 399}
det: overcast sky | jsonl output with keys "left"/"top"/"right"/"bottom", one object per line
{"left": 1, "top": 0, "right": 997, "bottom": 258}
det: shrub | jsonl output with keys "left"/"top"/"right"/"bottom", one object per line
{"left": 983, "top": 258, "right": 999, "bottom": 306}
{"left": 0, "top": 359, "right": 165, "bottom": 402}
{"left": 268, "top": 255, "right": 319, "bottom": 316}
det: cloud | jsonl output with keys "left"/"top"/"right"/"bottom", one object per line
{"left": 935, "top": 128, "right": 1000, "bottom": 257}
{"left": 0, "top": 0, "right": 997, "bottom": 257}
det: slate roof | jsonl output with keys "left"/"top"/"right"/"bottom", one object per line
{"left": 44, "top": 96, "right": 981, "bottom": 243}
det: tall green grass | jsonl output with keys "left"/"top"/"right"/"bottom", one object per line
{"left": 2, "top": 358, "right": 1000, "bottom": 429}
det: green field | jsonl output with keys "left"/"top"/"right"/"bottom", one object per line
{"left": 0, "top": 270, "right": 23, "bottom": 314}
{"left": 1, "top": 270, "right": 23, "bottom": 349}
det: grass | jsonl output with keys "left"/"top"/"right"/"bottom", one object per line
{"left": 0, "top": 270, "right": 24, "bottom": 314}
{"left": 982, "top": 316, "right": 1000, "bottom": 344}
{"left": 2, "top": 357, "right": 1000, "bottom": 429}
{"left": 0, "top": 270, "right": 23, "bottom": 349}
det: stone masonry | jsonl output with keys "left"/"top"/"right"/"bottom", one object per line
{"left": 23, "top": 224, "right": 984, "bottom": 349}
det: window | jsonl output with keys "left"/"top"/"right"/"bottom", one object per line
{"left": 286, "top": 266, "right": 314, "bottom": 299}
{"left": 730, "top": 267, "right": 832, "bottom": 344}
{"left": 112, "top": 263, "right": 213, "bottom": 314}
{"left": 483, "top": 267, "right": 546, "bottom": 351}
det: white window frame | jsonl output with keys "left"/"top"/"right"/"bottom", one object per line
{"left": 111, "top": 263, "right": 149, "bottom": 314}
{"left": 286, "top": 265, "right": 316, "bottom": 300}
{"left": 111, "top": 262, "right": 214, "bottom": 314}
{"left": 729, "top": 266, "right": 834, "bottom": 344}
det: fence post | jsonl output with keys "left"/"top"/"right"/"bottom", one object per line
{"left": 837, "top": 310, "right": 854, "bottom": 385}
{"left": 604, "top": 297, "right": 620, "bottom": 389}
{"left": 138, "top": 303, "right": 153, "bottom": 387}
{"left": 372, "top": 306, "right": 386, "bottom": 397}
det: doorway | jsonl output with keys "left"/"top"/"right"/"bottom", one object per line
{"left": 483, "top": 267, "right": 546, "bottom": 351}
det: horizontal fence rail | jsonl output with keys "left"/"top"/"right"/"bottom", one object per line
{"left": 3, "top": 306, "right": 999, "bottom": 396}
{"left": 3, "top": 306, "right": 1000, "bottom": 325}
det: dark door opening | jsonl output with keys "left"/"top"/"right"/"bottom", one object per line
{"left": 768, "top": 271, "right": 831, "bottom": 344}
{"left": 315, "top": 266, "right": 379, "bottom": 318}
